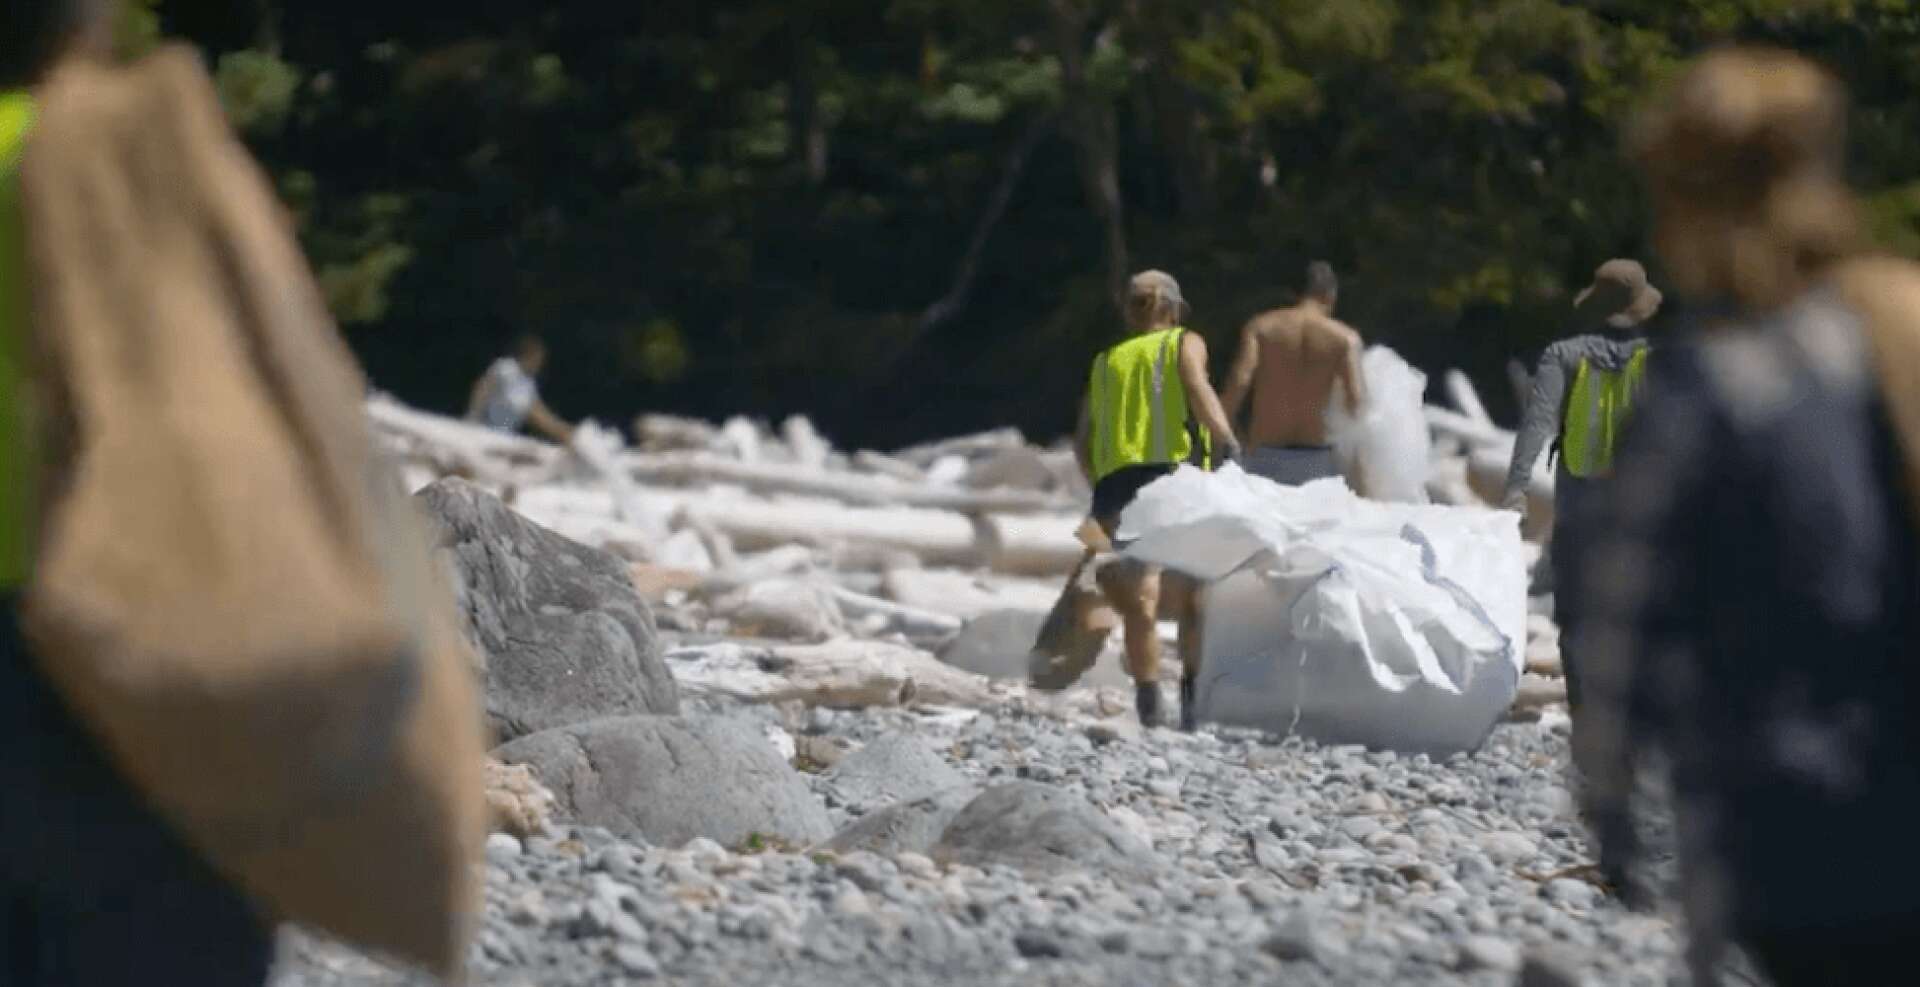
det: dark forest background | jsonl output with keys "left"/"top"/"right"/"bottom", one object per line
{"left": 125, "top": 0, "right": 1920, "bottom": 448}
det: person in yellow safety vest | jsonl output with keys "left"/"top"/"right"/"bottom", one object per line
{"left": 1074, "top": 270, "right": 1242, "bottom": 730}
{"left": 1502, "top": 258, "right": 1660, "bottom": 713}
{"left": 1, "top": 4, "right": 277, "bottom": 984}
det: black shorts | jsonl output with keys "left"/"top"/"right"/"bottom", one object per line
{"left": 1091, "top": 463, "right": 1177, "bottom": 536}
{"left": 0, "top": 595, "right": 273, "bottom": 986}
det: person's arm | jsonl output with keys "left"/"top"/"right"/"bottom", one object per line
{"left": 526, "top": 400, "right": 576, "bottom": 445}
{"left": 1220, "top": 320, "right": 1261, "bottom": 427}
{"left": 1504, "top": 343, "right": 1572, "bottom": 510}
{"left": 465, "top": 368, "right": 498, "bottom": 421}
{"left": 1073, "top": 393, "right": 1094, "bottom": 483}
{"left": 1338, "top": 324, "right": 1366, "bottom": 414}
{"left": 1177, "top": 332, "right": 1240, "bottom": 461}
{"left": 1571, "top": 364, "right": 1716, "bottom": 909}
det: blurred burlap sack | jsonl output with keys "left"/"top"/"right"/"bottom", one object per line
{"left": 18, "top": 46, "right": 483, "bottom": 978}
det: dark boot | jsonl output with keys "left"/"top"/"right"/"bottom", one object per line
{"left": 1179, "top": 677, "right": 1197, "bottom": 733}
{"left": 1134, "top": 683, "right": 1161, "bottom": 728}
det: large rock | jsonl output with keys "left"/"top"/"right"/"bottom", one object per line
{"left": 493, "top": 716, "right": 833, "bottom": 848}
{"left": 417, "top": 479, "right": 678, "bottom": 741}
{"left": 933, "top": 782, "right": 1158, "bottom": 880}
{"left": 819, "top": 732, "right": 965, "bottom": 811}
{"left": 937, "top": 609, "right": 1048, "bottom": 680}
{"left": 819, "top": 786, "right": 981, "bottom": 856}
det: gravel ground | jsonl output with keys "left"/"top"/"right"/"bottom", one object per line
{"left": 274, "top": 700, "right": 1695, "bottom": 987}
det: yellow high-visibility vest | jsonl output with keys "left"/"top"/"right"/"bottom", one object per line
{"left": 0, "top": 91, "right": 34, "bottom": 588}
{"left": 1087, "top": 327, "right": 1210, "bottom": 483}
{"left": 1560, "top": 347, "right": 1648, "bottom": 479}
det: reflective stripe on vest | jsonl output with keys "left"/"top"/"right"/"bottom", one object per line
{"left": 1088, "top": 327, "right": 1206, "bottom": 484}
{"left": 1560, "top": 347, "right": 1648, "bottom": 479}
{"left": 0, "top": 92, "right": 34, "bottom": 588}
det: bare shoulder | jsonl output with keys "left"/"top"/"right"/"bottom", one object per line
{"left": 1305, "top": 313, "right": 1361, "bottom": 353}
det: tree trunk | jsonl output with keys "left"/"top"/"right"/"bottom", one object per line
{"left": 916, "top": 110, "right": 1058, "bottom": 335}
{"left": 1049, "top": 0, "right": 1129, "bottom": 312}
{"left": 788, "top": 33, "right": 828, "bottom": 185}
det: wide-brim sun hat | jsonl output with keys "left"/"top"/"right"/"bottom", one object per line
{"left": 1574, "top": 258, "right": 1663, "bottom": 329}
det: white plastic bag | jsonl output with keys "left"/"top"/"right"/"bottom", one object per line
{"left": 1325, "top": 345, "right": 1432, "bottom": 504}
{"left": 1116, "top": 465, "right": 1526, "bottom": 757}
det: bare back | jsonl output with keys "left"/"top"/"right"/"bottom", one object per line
{"left": 1226, "top": 304, "right": 1363, "bottom": 448}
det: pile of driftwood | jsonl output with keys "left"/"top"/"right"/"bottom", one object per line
{"left": 368, "top": 369, "right": 1566, "bottom": 718}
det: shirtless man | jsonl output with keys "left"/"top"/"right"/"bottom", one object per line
{"left": 1220, "top": 261, "right": 1366, "bottom": 486}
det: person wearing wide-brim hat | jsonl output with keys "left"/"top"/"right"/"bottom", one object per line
{"left": 1501, "top": 257, "right": 1661, "bottom": 712}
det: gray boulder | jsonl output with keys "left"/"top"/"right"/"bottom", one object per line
{"left": 937, "top": 609, "right": 1048, "bottom": 680}
{"left": 820, "top": 732, "right": 965, "bottom": 811}
{"left": 933, "top": 782, "right": 1158, "bottom": 880}
{"left": 493, "top": 715, "right": 833, "bottom": 848}
{"left": 417, "top": 479, "right": 677, "bottom": 741}
{"left": 819, "top": 786, "right": 981, "bottom": 856}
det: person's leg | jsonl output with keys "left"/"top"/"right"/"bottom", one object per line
{"left": 1097, "top": 558, "right": 1163, "bottom": 726}
{"left": 1549, "top": 517, "right": 1582, "bottom": 713}
{"left": 0, "top": 598, "right": 275, "bottom": 987}
{"left": 1170, "top": 574, "right": 1204, "bottom": 732}
{"left": 1746, "top": 922, "right": 1916, "bottom": 987}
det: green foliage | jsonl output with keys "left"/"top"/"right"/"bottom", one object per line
{"left": 216, "top": 50, "right": 303, "bottom": 135}
{"left": 153, "top": 0, "right": 1920, "bottom": 445}
{"left": 114, "top": 0, "right": 163, "bottom": 59}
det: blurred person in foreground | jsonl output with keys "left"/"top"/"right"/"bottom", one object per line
{"left": 5, "top": 2, "right": 484, "bottom": 983}
{"left": 0, "top": 2, "right": 276, "bottom": 981}
{"left": 1220, "top": 261, "right": 1366, "bottom": 487}
{"left": 1501, "top": 258, "right": 1661, "bottom": 713}
{"left": 467, "top": 333, "right": 576, "bottom": 443}
{"left": 1573, "top": 47, "right": 1920, "bottom": 986}
{"left": 1074, "top": 270, "right": 1241, "bottom": 729}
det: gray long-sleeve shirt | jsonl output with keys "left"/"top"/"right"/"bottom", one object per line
{"left": 1503, "top": 333, "right": 1649, "bottom": 502}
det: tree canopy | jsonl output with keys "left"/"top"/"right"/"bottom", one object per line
{"left": 141, "top": 0, "right": 1920, "bottom": 446}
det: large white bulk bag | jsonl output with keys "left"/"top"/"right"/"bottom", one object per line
{"left": 1117, "top": 466, "right": 1526, "bottom": 757}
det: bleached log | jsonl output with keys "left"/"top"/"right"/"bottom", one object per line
{"left": 664, "top": 641, "right": 1003, "bottom": 710}
{"left": 623, "top": 452, "right": 1072, "bottom": 513}
{"left": 827, "top": 587, "right": 963, "bottom": 641}
{"left": 1445, "top": 369, "right": 1494, "bottom": 426}
{"left": 979, "top": 514, "right": 1087, "bottom": 576}
{"left": 894, "top": 428, "right": 1028, "bottom": 467}
{"left": 692, "top": 546, "right": 822, "bottom": 596}
{"left": 721, "top": 417, "right": 766, "bottom": 464}
{"left": 677, "top": 497, "right": 982, "bottom": 566}
{"left": 1425, "top": 405, "right": 1511, "bottom": 452}
{"left": 884, "top": 568, "right": 1051, "bottom": 621}
{"left": 965, "top": 446, "right": 1057, "bottom": 492}
{"left": 852, "top": 450, "right": 927, "bottom": 484}
{"left": 367, "top": 395, "right": 556, "bottom": 465}
{"left": 1424, "top": 455, "right": 1481, "bottom": 507}
{"left": 632, "top": 413, "right": 722, "bottom": 452}
{"left": 782, "top": 416, "right": 833, "bottom": 471}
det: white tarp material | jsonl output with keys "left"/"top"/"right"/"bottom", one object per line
{"left": 1324, "top": 346, "right": 1433, "bottom": 504}
{"left": 1116, "top": 466, "right": 1527, "bottom": 757}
